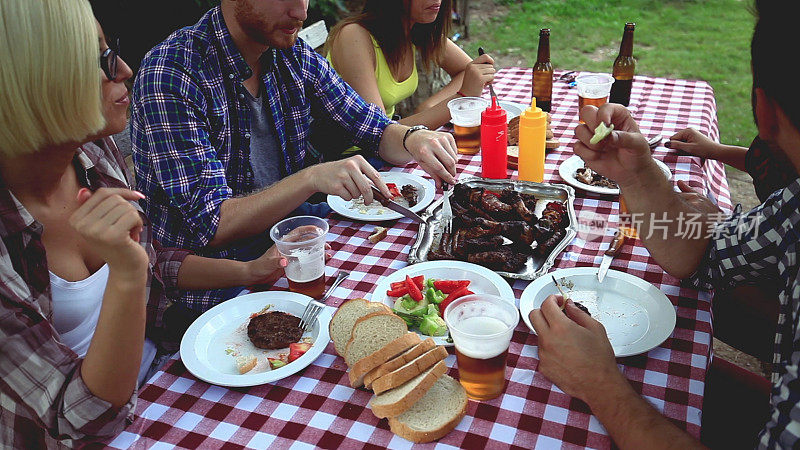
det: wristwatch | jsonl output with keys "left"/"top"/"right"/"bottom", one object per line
{"left": 402, "top": 125, "right": 429, "bottom": 153}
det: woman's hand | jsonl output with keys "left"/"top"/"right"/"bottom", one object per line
{"left": 459, "top": 53, "right": 496, "bottom": 97}
{"left": 245, "top": 244, "right": 333, "bottom": 287}
{"left": 69, "top": 188, "right": 149, "bottom": 281}
{"left": 246, "top": 245, "right": 287, "bottom": 286}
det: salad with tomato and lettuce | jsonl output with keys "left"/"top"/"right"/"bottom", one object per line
{"left": 387, "top": 275, "right": 474, "bottom": 336}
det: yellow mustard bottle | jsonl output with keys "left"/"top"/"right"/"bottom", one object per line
{"left": 518, "top": 97, "right": 547, "bottom": 182}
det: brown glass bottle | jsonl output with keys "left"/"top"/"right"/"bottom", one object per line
{"left": 532, "top": 28, "right": 553, "bottom": 112}
{"left": 610, "top": 23, "right": 635, "bottom": 106}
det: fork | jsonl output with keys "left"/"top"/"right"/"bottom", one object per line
{"left": 440, "top": 182, "right": 453, "bottom": 237}
{"left": 299, "top": 271, "right": 350, "bottom": 332}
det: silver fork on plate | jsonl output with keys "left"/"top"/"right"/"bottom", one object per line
{"left": 299, "top": 271, "right": 350, "bottom": 332}
{"left": 440, "top": 182, "right": 453, "bottom": 236}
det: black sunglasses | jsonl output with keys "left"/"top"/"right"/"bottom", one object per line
{"left": 100, "top": 39, "right": 120, "bottom": 81}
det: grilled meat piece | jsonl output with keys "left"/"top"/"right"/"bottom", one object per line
{"left": 401, "top": 184, "right": 418, "bottom": 207}
{"left": 534, "top": 222, "right": 556, "bottom": 243}
{"left": 464, "top": 235, "right": 505, "bottom": 254}
{"left": 535, "top": 228, "right": 566, "bottom": 256}
{"left": 479, "top": 192, "right": 514, "bottom": 220}
{"left": 500, "top": 221, "right": 536, "bottom": 245}
{"left": 499, "top": 188, "right": 536, "bottom": 222}
{"left": 453, "top": 184, "right": 484, "bottom": 204}
{"left": 247, "top": 311, "right": 303, "bottom": 349}
{"left": 541, "top": 201, "right": 568, "bottom": 228}
{"left": 520, "top": 193, "right": 538, "bottom": 212}
{"left": 468, "top": 249, "right": 528, "bottom": 272}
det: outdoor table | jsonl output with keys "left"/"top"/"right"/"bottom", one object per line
{"left": 104, "top": 68, "right": 732, "bottom": 449}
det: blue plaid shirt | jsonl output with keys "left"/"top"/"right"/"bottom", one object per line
{"left": 690, "top": 178, "right": 800, "bottom": 448}
{"left": 131, "top": 7, "right": 391, "bottom": 311}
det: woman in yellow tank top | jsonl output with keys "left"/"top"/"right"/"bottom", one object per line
{"left": 326, "top": 0, "right": 495, "bottom": 130}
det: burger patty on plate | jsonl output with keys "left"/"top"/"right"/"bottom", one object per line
{"left": 247, "top": 311, "right": 303, "bottom": 349}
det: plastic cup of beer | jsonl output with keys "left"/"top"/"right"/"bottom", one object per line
{"left": 575, "top": 73, "right": 614, "bottom": 122}
{"left": 444, "top": 294, "right": 519, "bottom": 400}
{"left": 447, "top": 97, "right": 489, "bottom": 155}
{"left": 269, "top": 216, "right": 328, "bottom": 299}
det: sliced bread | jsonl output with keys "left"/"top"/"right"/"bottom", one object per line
{"left": 369, "top": 360, "right": 447, "bottom": 418}
{"left": 349, "top": 332, "right": 420, "bottom": 387}
{"left": 329, "top": 299, "right": 390, "bottom": 357}
{"left": 387, "top": 375, "right": 468, "bottom": 443}
{"left": 344, "top": 312, "right": 408, "bottom": 367}
{"left": 371, "top": 346, "right": 448, "bottom": 395}
{"left": 364, "top": 338, "right": 436, "bottom": 390}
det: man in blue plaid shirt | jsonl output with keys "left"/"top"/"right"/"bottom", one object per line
{"left": 530, "top": 1, "right": 800, "bottom": 448}
{"left": 131, "top": 1, "right": 459, "bottom": 311}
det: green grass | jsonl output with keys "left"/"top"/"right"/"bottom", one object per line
{"left": 461, "top": 0, "right": 756, "bottom": 147}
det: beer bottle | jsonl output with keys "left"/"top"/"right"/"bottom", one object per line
{"left": 532, "top": 28, "right": 553, "bottom": 112}
{"left": 609, "top": 22, "right": 636, "bottom": 106}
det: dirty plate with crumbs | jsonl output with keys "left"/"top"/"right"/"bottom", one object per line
{"left": 180, "top": 291, "right": 331, "bottom": 387}
{"left": 518, "top": 267, "right": 676, "bottom": 357}
{"left": 327, "top": 172, "right": 435, "bottom": 222}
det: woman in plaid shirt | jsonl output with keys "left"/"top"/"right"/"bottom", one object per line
{"left": 0, "top": 1, "right": 287, "bottom": 447}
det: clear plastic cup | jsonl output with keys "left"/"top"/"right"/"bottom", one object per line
{"left": 575, "top": 73, "right": 614, "bottom": 121}
{"left": 269, "top": 216, "right": 328, "bottom": 299}
{"left": 447, "top": 97, "right": 489, "bottom": 155}
{"left": 444, "top": 294, "right": 519, "bottom": 400}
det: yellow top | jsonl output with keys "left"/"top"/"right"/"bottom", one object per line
{"left": 328, "top": 34, "right": 418, "bottom": 118}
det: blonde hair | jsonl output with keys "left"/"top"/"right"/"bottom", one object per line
{"left": 0, "top": 0, "right": 105, "bottom": 158}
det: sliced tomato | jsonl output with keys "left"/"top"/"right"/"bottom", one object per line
{"left": 391, "top": 276, "right": 423, "bottom": 291}
{"left": 386, "top": 183, "right": 401, "bottom": 198}
{"left": 268, "top": 358, "right": 287, "bottom": 370}
{"left": 387, "top": 286, "right": 408, "bottom": 297}
{"left": 438, "top": 286, "right": 474, "bottom": 314}
{"left": 289, "top": 342, "right": 312, "bottom": 362}
{"left": 433, "top": 280, "right": 471, "bottom": 294}
{"left": 405, "top": 275, "right": 423, "bottom": 301}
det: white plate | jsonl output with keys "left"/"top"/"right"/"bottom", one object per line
{"left": 180, "top": 291, "right": 331, "bottom": 387}
{"left": 558, "top": 155, "right": 672, "bottom": 195}
{"left": 519, "top": 267, "right": 676, "bottom": 357}
{"left": 371, "top": 260, "right": 516, "bottom": 346}
{"left": 498, "top": 100, "right": 527, "bottom": 122}
{"left": 327, "top": 172, "right": 435, "bottom": 221}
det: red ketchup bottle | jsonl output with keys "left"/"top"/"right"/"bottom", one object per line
{"left": 480, "top": 97, "right": 508, "bottom": 179}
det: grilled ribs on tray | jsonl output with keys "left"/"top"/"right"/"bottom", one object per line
{"left": 429, "top": 185, "right": 569, "bottom": 273}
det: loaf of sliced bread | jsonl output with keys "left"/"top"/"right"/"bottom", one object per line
{"left": 344, "top": 312, "right": 408, "bottom": 367}
{"left": 364, "top": 338, "right": 436, "bottom": 390}
{"left": 387, "top": 375, "right": 468, "bottom": 443}
{"left": 349, "top": 332, "right": 420, "bottom": 387}
{"left": 329, "top": 299, "right": 390, "bottom": 357}
{"left": 372, "top": 346, "right": 448, "bottom": 395}
{"left": 369, "top": 360, "right": 447, "bottom": 418}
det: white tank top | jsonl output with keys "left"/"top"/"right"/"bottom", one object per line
{"left": 49, "top": 265, "right": 157, "bottom": 385}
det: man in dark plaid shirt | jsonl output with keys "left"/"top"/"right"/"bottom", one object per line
{"left": 530, "top": 1, "right": 800, "bottom": 448}
{"left": 131, "top": 1, "right": 459, "bottom": 312}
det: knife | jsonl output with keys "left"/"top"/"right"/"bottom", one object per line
{"left": 597, "top": 230, "right": 625, "bottom": 282}
{"left": 370, "top": 186, "right": 424, "bottom": 222}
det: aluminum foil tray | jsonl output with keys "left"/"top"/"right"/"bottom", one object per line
{"left": 408, "top": 176, "right": 577, "bottom": 281}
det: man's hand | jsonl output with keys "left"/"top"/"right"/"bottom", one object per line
{"left": 460, "top": 53, "right": 496, "bottom": 97}
{"left": 404, "top": 129, "right": 458, "bottom": 188}
{"left": 529, "top": 295, "right": 625, "bottom": 402}
{"left": 667, "top": 128, "right": 722, "bottom": 158}
{"left": 573, "top": 104, "right": 658, "bottom": 188}
{"left": 307, "top": 154, "right": 390, "bottom": 204}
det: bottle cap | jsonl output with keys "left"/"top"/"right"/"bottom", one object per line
{"left": 521, "top": 97, "right": 547, "bottom": 126}
{"left": 481, "top": 96, "right": 507, "bottom": 127}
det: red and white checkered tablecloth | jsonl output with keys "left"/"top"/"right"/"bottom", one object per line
{"left": 104, "top": 69, "right": 732, "bottom": 449}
